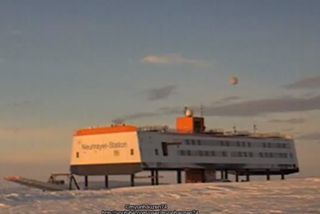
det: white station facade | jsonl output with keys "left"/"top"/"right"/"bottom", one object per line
{"left": 70, "top": 110, "right": 299, "bottom": 183}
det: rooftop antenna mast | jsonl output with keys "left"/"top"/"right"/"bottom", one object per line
{"left": 183, "top": 106, "right": 188, "bottom": 115}
{"left": 112, "top": 118, "right": 124, "bottom": 126}
{"left": 233, "top": 124, "right": 237, "bottom": 134}
{"left": 253, "top": 124, "right": 257, "bottom": 134}
{"left": 200, "top": 104, "right": 204, "bottom": 117}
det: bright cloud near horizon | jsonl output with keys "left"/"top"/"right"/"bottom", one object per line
{"left": 0, "top": 0, "right": 320, "bottom": 178}
{"left": 141, "top": 54, "right": 210, "bottom": 67}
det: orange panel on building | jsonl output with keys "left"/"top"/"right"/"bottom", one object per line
{"left": 176, "top": 117, "right": 205, "bottom": 133}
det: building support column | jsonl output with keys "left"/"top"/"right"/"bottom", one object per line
{"left": 151, "top": 170, "right": 155, "bottom": 185}
{"left": 220, "top": 170, "right": 224, "bottom": 179}
{"left": 246, "top": 170, "right": 250, "bottom": 182}
{"left": 224, "top": 170, "right": 229, "bottom": 180}
{"left": 130, "top": 174, "right": 135, "bottom": 186}
{"left": 105, "top": 175, "right": 109, "bottom": 188}
{"left": 84, "top": 176, "right": 88, "bottom": 189}
{"left": 281, "top": 172, "right": 285, "bottom": 180}
{"left": 235, "top": 170, "right": 239, "bottom": 182}
{"left": 155, "top": 170, "right": 159, "bottom": 185}
{"left": 266, "top": 169, "right": 270, "bottom": 181}
{"left": 177, "top": 169, "right": 182, "bottom": 184}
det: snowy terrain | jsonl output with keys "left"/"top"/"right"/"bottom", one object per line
{"left": 1, "top": 177, "right": 320, "bottom": 214}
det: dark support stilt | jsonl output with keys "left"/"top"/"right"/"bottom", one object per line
{"left": 225, "top": 170, "right": 228, "bottom": 180}
{"left": 220, "top": 170, "right": 224, "bottom": 179}
{"left": 105, "top": 175, "right": 109, "bottom": 188}
{"left": 155, "top": 170, "right": 159, "bottom": 185}
{"left": 130, "top": 174, "right": 135, "bottom": 186}
{"left": 266, "top": 169, "right": 270, "bottom": 181}
{"left": 70, "top": 175, "right": 80, "bottom": 190}
{"left": 151, "top": 170, "right": 155, "bottom": 185}
{"left": 202, "top": 169, "right": 205, "bottom": 183}
{"left": 69, "top": 175, "right": 72, "bottom": 190}
{"left": 177, "top": 170, "right": 182, "bottom": 184}
{"left": 235, "top": 171, "right": 239, "bottom": 182}
{"left": 84, "top": 176, "right": 88, "bottom": 189}
{"left": 246, "top": 170, "right": 250, "bottom": 182}
{"left": 281, "top": 172, "right": 285, "bottom": 180}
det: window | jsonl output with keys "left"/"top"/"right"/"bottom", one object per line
{"left": 76, "top": 152, "right": 79, "bottom": 158}
{"left": 222, "top": 151, "right": 227, "bottom": 157}
{"left": 155, "top": 149, "right": 159, "bottom": 156}
{"left": 114, "top": 150, "right": 119, "bottom": 156}
{"left": 185, "top": 140, "right": 190, "bottom": 145}
{"left": 197, "top": 140, "right": 201, "bottom": 145}
{"left": 187, "top": 150, "right": 191, "bottom": 156}
{"left": 180, "top": 150, "right": 186, "bottom": 156}
{"left": 162, "top": 142, "right": 168, "bottom": 156}
{"left": 191, "top": 140, "right": 196, "bottom": 145}
{"left": 211, "top": 151, "right": 215, "bottom": 156}
{"left": 130, "top": 149, "right": 134, "bottom": 156}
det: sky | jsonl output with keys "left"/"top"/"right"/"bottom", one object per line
{"left": 0, "top": 0, "right": 320, "bottom": 179}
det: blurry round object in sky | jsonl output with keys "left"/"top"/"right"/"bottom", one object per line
{"left": 229, "top": 76, "right": 239, "bottom": 85}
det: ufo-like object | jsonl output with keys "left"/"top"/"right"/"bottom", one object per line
{"left": 229, "top": 76, "right": 239, "bottom": 85}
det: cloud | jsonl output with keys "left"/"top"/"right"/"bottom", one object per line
{"left": 202, "top": 95, "right": 320, "bottom": 117}
{"left": 7, "top": 100, "right": 40, "bottom": 108}
{"left": 269, "top": 118, "right": 306, "bottom": 124}
{"left": 298, "top": 132, "right": 320, "bottom": 141}
{"left": 214, "top": 96, "right": 241, "bottom": 105}
{"left": 285, "top": 75, "right": 320, "bottom": 89}
{"left": 146, "top": 85, "right": 177, "bottom": 101}
{"left": 0, "top": 126, "right": 66, "bottom": 142}
{"left": 113, "top": 112, "right": 158, "bottom": 122}
{"left": 159, "top": 95, "right": 320, "bottom": 117}
{"left": 113, "top": 94, "right": 320, "bottom": 122}
{"left": 9, "top": 30, "right": 23, "bottom": 36}
{"left": 141, "top": 54, "right": 209, "bottom": 67}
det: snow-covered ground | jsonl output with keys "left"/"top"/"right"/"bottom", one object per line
{"left": 1, "top": 177, "right": 320, "bottom": 214}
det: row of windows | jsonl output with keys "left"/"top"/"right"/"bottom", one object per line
{"left": 76, "top": 148, "right": 135, "bottom": 158}
{"left": 184, "top": 139, "right": 288, "bottom": 149}
{"left": 179, "top": 150, "right": 227, "bottom": 157}
{"left": 178, "top": 150, "right": 293, "bottom": 159}
{"left": 113, "top": 149, "right": 134, "bottom": 156}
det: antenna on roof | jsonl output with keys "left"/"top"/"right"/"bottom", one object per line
{"left": 184, "top": 106, "right": 193, "bottom": 117}
{"left": 112, "top": 118, "right": 124, "bottom": 126}
{"left": 200, "top": 104, "right": 204, "bottom": 117}
{"left": 253, "top": 124, "right": 257, "bottom": 134}
{"left": 233, "top": 124, "right": 237, "bottom": 134}
{"left": 183, "top": 106, "right": 188, "bottom": 115}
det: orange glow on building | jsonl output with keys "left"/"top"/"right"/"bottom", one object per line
{"left": 74, "top": 125, "right": 137, "bottom": 136}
